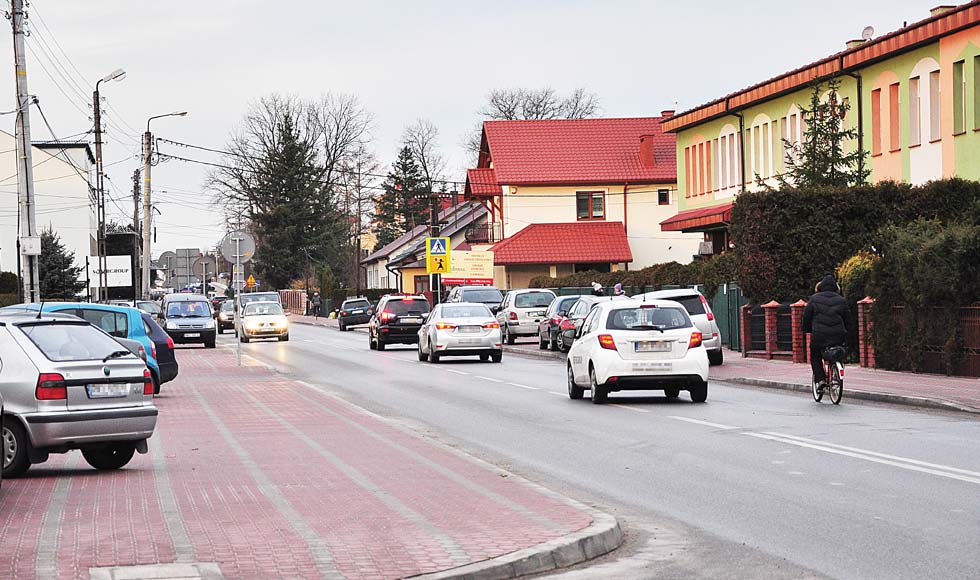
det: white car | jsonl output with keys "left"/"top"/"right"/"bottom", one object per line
{"left": 496, "top": 289, "right": 556, "bottom": 344}
{"left": 634, "top": 288, "right": 724, "bottom": 366}
{"left": 418, "top": 303, "right": 502, "bottom": 363}
{"left": 239, "top": 301, "right": 290, "bottom": 343}
{"left": 566, "top": 299, "right": 709, "bottom": 404}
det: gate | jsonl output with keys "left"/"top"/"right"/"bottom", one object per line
{"left": 710, "top": 283, "right": 746, "bottom": 351}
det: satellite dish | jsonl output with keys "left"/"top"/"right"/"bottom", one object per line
{"left": 862, "top": 26, "right": 875, "bottom": 41}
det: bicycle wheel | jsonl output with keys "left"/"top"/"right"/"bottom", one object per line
{"left": 829, "top": 364, "right": 844, "bottom": 405}
{"left": 812, "top": 377, "right": 824, "bottom": 402}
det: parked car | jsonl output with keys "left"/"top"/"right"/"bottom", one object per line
{"left": 0, "top": 311, "right": 158, "bottom": 477}
{"left": 556, "top": 295, "right": 605, "bottom": 352}
{"left": 495, "top": 289, "right": 556, "bottom": 345}
{"left": 217, "top": 300, "right": 236, "bottom": 334}
{"left": 2, "top": 302, "right": 168, "bottom": 393}
{"left": 140, "top": 312, "right": 178, "bottom": 394}
{"left": 537, "top": 295, "right": 583, "bottom": 351}
{"left": 108, "top": 299, "right": 162, "bottom": 317}
{"left": 418, "top": 303, "right": 502, "bottom": 363}
{"left": 367, "top": 295, "right": 431, "bottom": 351}
{"left": 161, "top": 294, "right": 216, "bottom": 348}
{"left": 634, "top": 288, "right": 723, "bottom": 366}
{"left": 445, "top": 285, "right": 505, "bottom": 313}
{"left": 338, "top": 297, "right": 372, "bottom": 331}
{"left": 239, "top": 301, "right": 290, "bottom": 343}
{"left": 566, "top": 299, "right": 709, "bottom": 404}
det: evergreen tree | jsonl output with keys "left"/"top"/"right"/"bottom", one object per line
{"left": 373, "top": 146, "right": 427, "bottom": 248}
{"left": 778, "top": 77, "right": 870, "bottom": 188}
{"left": 39, "top": 228, "right": 84, "bottom": 299}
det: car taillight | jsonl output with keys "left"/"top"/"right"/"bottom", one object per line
{"left": 689, "top": 332, "right": 703, "bottom": 348}
{"left": 482, "top": 322, "right": 500, "bottom": 329}
{"left": 151, "top": 343, "right": 157, "bottom": 360}
{"left": 137, "top": 346, "right": 147, "bottom": 361}
{"left": 143, "top": 369, "right": 154, "bottom": 395}
{"left": 508, "top": 312, "right": 518, "bottom": 321}
{"left": 560, "top": 319, "right": 576, "bottom": 330}
{"left": 598, "top": 334, "right": 617, "bottom": 350}
{"left": 551, "top": 316, "right": 562, "bottom": 325}
{"left": 166, "top": 336, "right": 174, "bottom": 349}
{"left": 700, "top": 294, "right": 715, "bottom": 321}
{"left": 340, "top": 310, "right": 347, "bottom": 317}
{"left": 435, "top": 322, "right": 456, "bottom": 330}
{"left": 379, "top": 311, "right": 395, "bottom": 322}
{"left": 36, "top": 373, "right": 67, "bottom": 400}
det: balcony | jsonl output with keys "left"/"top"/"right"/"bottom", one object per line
{"left": 464, "top": 222, "right": 503, "bottom": 244}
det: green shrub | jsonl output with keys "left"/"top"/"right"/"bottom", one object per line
{"left": 0, "top": 272, "right": 18, "bottom": 294}
{"left": 0, "top": 292, "right": 19, "bottom": 307}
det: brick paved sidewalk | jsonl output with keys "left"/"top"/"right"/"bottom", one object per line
{"left": 712, "top": 349, "right": 980, "bottom": 413}
{"left": 0, "top": 346, "right": 607, "bottom": 580}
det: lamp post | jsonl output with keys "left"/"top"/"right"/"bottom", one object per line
{"left": 93, "top": 68, "right": 126, "bottom": 300}
{"left": 142, "top": 111, "right": 187, "bottom": 299}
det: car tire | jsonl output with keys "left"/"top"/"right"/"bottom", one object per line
{"left": 567, "top": 364, "right": 584, "bottom": 399}
{"left": 490, "top": 351, "right": 502, "bottom": 363}
{"left": 152, "top": 371, "right": 161, "bottom": 395}
{"left": 376, "top": 337, "right": 386, "bottom": 351}
{"left": 664, "top": 388, "right": 680, "bottom": 399}
{"left": 278, "top": 334, "right": 289, "bottom": 342}
{"left": 82, "top": 443, "right": 136, "bottom": 471}
{"left": 549, "top": 332, "right": 559, "bottom": 351}
{"left": 589, "top": 366, "right": 607, "bottom": 404}
{"left": 205, "top": 339, "right": 216, "bottom": 349}
{"left": 2, "top": 419, "right": 31, "bottom": 478}
{"left": 506, "top": 328, "right": 516, "bottom": 345}
{"left": 690, "top": 381, "right": 708, "bottom": 403}
{"left": 429, "top": 342, "right": 440, "bottom": 363}
{"left": 368, "top": 331, "right": 376, "bottom": 350}
{"left": 418, "top": 342, "right": 429, "bottom": 361}
{"left": 480, "top": 354, "right": 490, "bottom": 362}
{"left": 708, "top": 349, "right": 724, "bottom": 366}
{"left": 538, "top": 334, "right": 549, "bottom": 350}
{"left": 339, "top": 322, "right": 346, "bottom": 332}
{"left": 240, "top": 335, "right": 249, "bottom": 344}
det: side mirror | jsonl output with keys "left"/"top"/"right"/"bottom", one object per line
{"left": 285, "top": 312, "right": 292, "bottom": 317}
{"left": 491, "top": 306, "right": 500, "bottom": 314}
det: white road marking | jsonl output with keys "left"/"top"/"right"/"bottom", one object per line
{"left": 507, "top": 382, "right": 539, "bottom": 391}
{"left": 475, "top": 375, "right": 504, "bottom": 383}
{"left": 547, "top": 391, "right": 567, "bottom": 397}
{"left": 444, "top": 368, "right": 469, "bottom": 375}
{"left": 667, "top": 416, "right": 736, "bottom": 430}
{"left": 788, "top": 471, "right": 805, "bottom": 476}
{"left": 829, "top": 482, "right": 846, "bottom": 486}
{"left": 610, "top": 404, "right": 650, "bottom": 413}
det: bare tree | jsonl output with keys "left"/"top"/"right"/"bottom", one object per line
{"left": 308, "top": 93, "right": 373, "bottom": 196}
{"left": 339, "top": 144, "right": 380, "bottom": 290}
{"left": 402, "top": 119, "right": 446, "bottom": 188}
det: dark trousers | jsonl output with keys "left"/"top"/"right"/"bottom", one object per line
{"left": 313, "top": 305, "right": 321, "bottom": 318}
{"left": 810, "top": 346, "right": 826, "bottom": 383}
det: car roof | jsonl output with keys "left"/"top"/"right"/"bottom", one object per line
{"left": 441, "top": 302, "right": 490, "bottom": 309}
{"left": 0, "top": 310, "right": 87, "bottom": 324}
{"left": 164, "top": 294, "right": 210, "bottom": 302}
{"left": 243, "top": 300, "right": 280, "bottom": 306}
{"left": 509, "top": 288, "right": 555, "bottom": 294}
{"left": 7, "top": 302, "right": 140, "bottom": 315}
{"left": 639, "top": 288, "right": 703, "bottom": 299}
{"left": 342, "top": 297, "right": 369, "bottom": 303}
{"left": 459, "top": 286, "right": 501, "bottom": 291}
{"left": 599, "top": 298, "right": 688, "bottom": 310}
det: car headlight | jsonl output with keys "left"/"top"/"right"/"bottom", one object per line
{"left": 165, "top": 321, "right": 178, "bottom": 330}
{"left": 203, "top": 319, "right": 215, "bottom": 328}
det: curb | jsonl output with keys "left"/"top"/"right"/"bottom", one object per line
{"left": 724, "top": 377, "right": 980, "bottom": 416}
{"left": 502, "top": 345, "right": 565, "bottom": 362}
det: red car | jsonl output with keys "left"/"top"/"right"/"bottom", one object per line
{"left": 537, "top": 295, "right": 586, "bottom": 351}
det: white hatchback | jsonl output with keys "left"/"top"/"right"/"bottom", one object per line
{"left": 496, "top": 289, "right": 556, "bottom": 344}
{"left": 566, "top": 299, "right": 709, "bottom": 404}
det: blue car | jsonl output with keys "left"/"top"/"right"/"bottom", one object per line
{"left": 2, "top": 302, "right": 170, "bottom": 392}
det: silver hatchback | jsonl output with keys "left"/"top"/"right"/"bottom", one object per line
{"left": 418, "top": 303, "right": 503, "bottom": 363}
{"left": 0, "top": 312, "right": 158, "bottom": 477}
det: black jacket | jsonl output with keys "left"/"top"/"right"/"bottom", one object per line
{"left": 802, "top": 276, "right": 850, "bottom": 350}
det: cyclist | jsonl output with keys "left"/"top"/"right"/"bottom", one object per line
{"left": 802, "top": 274, "right": 850, "bottom": 390}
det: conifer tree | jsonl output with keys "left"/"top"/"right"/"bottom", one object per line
{"left": 373, "top": 146, "right": 427, "bottom": 248}
{"left": 39, "top": 228, "right": 84, "bottom": 299}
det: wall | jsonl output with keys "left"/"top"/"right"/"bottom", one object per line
{"left": 365, "top": 258, "right": 392, "bottom": 290}
{"left": 504, "top": 264, "right": 550, "bottom": 290}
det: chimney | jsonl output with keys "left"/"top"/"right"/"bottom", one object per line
{"left": 660, "top": 109, "right": 675, "bottom": 119}
{"left": 639, "top": 135, "right": 656, "bottom": 168}
{"left": 930, "top": 5, "right": 957, "bottom": 17}
{"left": 846, "top": 39, "right": 867, "bottom": 50}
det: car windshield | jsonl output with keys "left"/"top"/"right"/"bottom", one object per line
{"left": 606, "top": 306, "right": 692, "bottom": 331}
{"left": 240, "top": 293, "right": 279, "bottom": 306}
{"left": 553, "top": 296, "right": 579, "bottom": 315}
{"left": 137, "top": 301, "right": 161, "bottom": 315}
{"left": 442, "top": 305, "right": 491, "bottom": 319}
{"left": 666, "top": 295, "right": 706, "bottom": 315}
{"left": 385, "top": 298, "right": 430, "bottom": 315}
{"left": 515, "top": 292, "right": 554, "bottom": 308}
{"left": 344, "top": 300, "right": 370, "bottom": 309}
{"left": 20, "top": 322, "right": 133, "bottom": 362}
{"left": 167, "top": 301, "right": 210, "bottom": 317}
{"left": 462, "top": 289, "right": 503, "bottom": 303}
{"left": 244, "top": 303, "right": 284, "bottom": 316}
{"left": 221, "top": 301, "right": 236, "bottom": 312}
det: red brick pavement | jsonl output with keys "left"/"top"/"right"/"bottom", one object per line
{"left": 0, "top": 344, "right": 593, "bottom": 579}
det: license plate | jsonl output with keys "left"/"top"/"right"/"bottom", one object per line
{"left": 632, "top": 362, "right": 673, "bottom": 372}
{"left": 403, "top": 317, "right": 421, "bottom": 324}
{"left": 87, "top": 384, "right": 130, "bottom": 398}
{"left": 184, "top": 333, "right": 200, "bottom": 338}
{"left": 635, "top": 341, "right": 671, "bottom": 352}
{"left": 458, "top": 338, "right": 480, "bottom": 345}
{"left": 459, "top": 326, "right": 481, "bottom": 334}
{"left": 351, "top": 310, "right": 363, "bottom": 314}
{"left": 531, "top": 311, "right": 546, "bottom": 317}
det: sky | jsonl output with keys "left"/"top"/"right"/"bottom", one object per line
{"left": 0, "top": 0, "right": 931, "bottom": 256}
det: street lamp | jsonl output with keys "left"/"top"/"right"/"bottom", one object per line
{"left": 93, "top": 68, "right": 126, "bottom": 301}
{"left": 142, "top": 111, "right": 188, "bottom": 299}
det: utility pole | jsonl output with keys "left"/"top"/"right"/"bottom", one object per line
{"left": 93, "top": 92, "right": 107, "bottom": 300}
{"left": 142, "top": 129, "right": 152, "bottom": 299}
{"left": 132, "top": 169, "right": 140, "bottom": 302}
{"left": 10, "top": 0, "right": 41, "bottom": 302}
{"left": 428, "top": 191, "right": 441, "bottom": 305}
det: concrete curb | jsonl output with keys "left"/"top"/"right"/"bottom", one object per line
{"left": 502, "top": 345, "right": 565, "bottom": 362}
{"left": 725, "top": 377, "right": 980, "bottom": 416}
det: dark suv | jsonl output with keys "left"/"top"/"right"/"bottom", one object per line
{"left": 445, "top": 285, "right": 504, "bottom": 313}
{"left": 367, "top": 295, "right": 430, "bottom": 351}
{"left": 338, "top": 298, "right": 372, "bottom": 332}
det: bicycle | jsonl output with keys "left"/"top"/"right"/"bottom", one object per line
{"left": 812, "top": 345, "right": 846, "bottom": 405}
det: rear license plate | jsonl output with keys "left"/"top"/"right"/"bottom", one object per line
{"left": 632, "top": 362, "right": 673, "bottom": 372}
{"left": 531, "top": 311, "right": 546, "bottom": 317}
{"left": 351, "top": 309, "right": 364, "bottom": 314}
{"left": 87, "top": 384, "right": 130, "bottom": 398}
{"left": 458, "top": 338, "right": 480, "bottom": 345}
{"left": 459, "top": 326, "right": 481, "bottom": 334}
{"left": 635, "top": 341, "right": 671, "bottom": 352}
{"left": 402, "top": 317, "right": 421, "bottom": 324}
{"left": 184, "top": 333, "right": 200, "bottom": 338}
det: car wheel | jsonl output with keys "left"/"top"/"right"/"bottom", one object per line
{"left": 490, "top": 351, "right": 502, "bottom": 363}
{"left": 2, "top": 419, "right": 31, "bottom": 478}
{"left": 557, "top": 333, "right": 569, "bottom": 353}
{"left": 205, "top": 339, "right": 216, "bottom": 349}
{"left": 506, "top": 327, "right": 516, "bottom": 345}
{"left": 152, "top": 372, "right": 161, "bottom": 395}
{"left": 278, "top": 334, "right": 289, "bottom": 342}
{"left": 539, "top": 334, "right": 549, "bottom": 350}
{"left": 480, "top": 353, "right": 490, "bottom": 362}
{"left": 82, "top": 443, "right": 136, "bottom": 471}
{"left": 339, "top": 321, "right": 346, "bottom": 332}
{"left": 664, "top": 388, "right": 680, "bottom": 399}
{"left": 567, "top": 364, "right": 584, "bottom": 400}
{"left": 418, "top": 340, "right": 428, "bottom": 361}
{"left": 550, "top": 332, "right": 559, "bottom": 351}
{"left": 690, "top": 381, "right": 708, "bottom": 403}
{"left": 429, "top": 340, "right": 440, "bottom": 363}
{"left": 240, "top": 335, "right": 250, "bottom": 344}
{"left": 589, "top": 366, "right": 607, "bottom": 404}
{"left": 708, "top": 349, "right": 724, "bottom": 366}
{"left": 368, "top": 331, "right": 376, "bottom": 350}
{"left": 376, "top": 336, "right": 386, "bottom": 351}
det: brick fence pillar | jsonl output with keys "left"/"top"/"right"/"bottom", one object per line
{"left": 762, "top": 300, "right": 780, "bottom": 360}
{"left": 740, "top": 304, "right": 753, "bottom": 357}
{"left": 858, "top": 296, "right": 876, "bottom": 368}
{"left": 791, "top": 299, "right": 807, "bottom": 364}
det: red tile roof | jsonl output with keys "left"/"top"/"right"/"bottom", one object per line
{"left": 465, "top": 168, "right": 499, "bottom": 196}
{"left": 491, "top": 222, "right": 633, "bottom": 265}
{"left": 478, "top": 117, "right": 675, "bottom": 186}
{"left": 660, "top": 202, "right": 733, "bottom": 232}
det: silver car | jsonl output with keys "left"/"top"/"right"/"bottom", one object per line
{"left": 634, "top": 288, "right": 724, "bottom": 366}
{"left": 496, "top": 289, "right": 556, "bottom": 344}
{"left": 0, "top": 312, "right": 157, "bottom": 477}
{"left": 418, "top": 303, "right": 503, "bottom": 363}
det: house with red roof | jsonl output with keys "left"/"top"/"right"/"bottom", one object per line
{"left": 463, "top": 115, "right": 701, "bottom": 289}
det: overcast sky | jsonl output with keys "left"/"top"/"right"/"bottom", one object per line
{"left": 1, "top": 0, "right": 929, "bottom": 255}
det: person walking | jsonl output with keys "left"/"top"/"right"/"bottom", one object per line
{"left": 312, "top": 292, "right": 322, "bottom": 320}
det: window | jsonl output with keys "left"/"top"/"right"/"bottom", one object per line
{"left": 975, "top": 56, "right": 980, "bottom": 130}
{"left": 77, "top": 308, "right": 129, "bottom": 339}
{"left": 515, "top": 292, "right": 555, "bottom": 308}
{"left": 684, "top": 147, "right": 692, "bottom": 197}
{"left": 762, "top": 122, "right": 771, "bottom": 178}
{"left": 954, "top": 60, "right": 966, "bottom": 134}
{"left": 719, "top": 136, "right": 728, "bottom": 188}
{"left": 657, "top": 189, "right": 669, "bottom": 205}
{"left": 871, "top": 88, "right": 882, "bottom": 155}
{"left": 20, "top": 322, "right": 136, "bottom": 362}
{"left": 606, "top": 306, "right": 692, "bottom": 331}
{"left": 698, "top": 142, "right": 706, "bottom": 194}
{"left": 909, "top": 76, "right": 921, "bottom": 146}
{"left": 930, "top": 70, "right": 941, "bottom": 141}
{"left": 575, "top": 191, "right": 604, "bottom": 220}
{"left": 729, "top": 133, "right": 738, "bottom": 186}
{"left": 712, "top": 139, "right": 719, "bottom": 191}
{"left": 889, "top": 82, "right": 901, "bottom": 151}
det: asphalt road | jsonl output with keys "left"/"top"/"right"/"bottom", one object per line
{"left": 227, "top": 323, "right": 980, "bottom": 580}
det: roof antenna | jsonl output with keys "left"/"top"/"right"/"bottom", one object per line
{"left": 35, "top": 301, "right": 44, "bottom": 319}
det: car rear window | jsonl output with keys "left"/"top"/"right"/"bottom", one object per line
{"left": 606, "top": 306, "right": 692, "bottom": 331}
{"left": 462, "top": 289, "right": 503, "bottom": 303}
{"left": 20, "top": 322, "right": 134, "bottom": 362}
{"left": 668, "top": 295, "right": 706, "bottom": 315}
{"left": 442, "top": 305, "right": 491, "bottom": 318}
{"left": 344, "top": 300, "right": 370, "bottom": 309}
{"left": 384, "top": 298, "right": 430, "bottom": 315}
{"left": 515, "top": 292, "right": 554, "bottom": 308}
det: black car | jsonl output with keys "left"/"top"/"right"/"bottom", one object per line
{"left": 217, "top": 300, "right": 236, "bottom": 334}
{"left": 445, "top": 285, "right": 505, "bottom": 313}
{"left": 367, "top": 295, "right": 431, "bottom": 351}
{"left": 338, "top": 298, "right": 373, "bottom": 331}
{"left": 141, "top": 312, "right": 179, "bottom": 394}
{"left": 537, "top": 295, "right": 582, "bottom": 351}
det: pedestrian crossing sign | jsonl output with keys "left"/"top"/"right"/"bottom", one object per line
{"left": 426, "top": 237, "right": 451, "bottom": 274}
